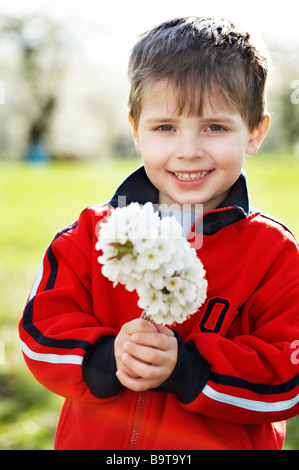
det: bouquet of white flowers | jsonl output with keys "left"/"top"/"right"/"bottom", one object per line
{"left": 96, "top": 202, "right": 207, "bottom": 326}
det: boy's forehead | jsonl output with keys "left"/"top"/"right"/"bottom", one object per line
{"left": 140, "top": 79, "right": 238, "bottom": 119}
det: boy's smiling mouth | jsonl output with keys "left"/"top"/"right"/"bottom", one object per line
{"left": 171, "top": 170, "right": 211, "bottom": 181}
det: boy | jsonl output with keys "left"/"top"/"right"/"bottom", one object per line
{"left": 19, "top": 17, "right": 299, "bottom": 450}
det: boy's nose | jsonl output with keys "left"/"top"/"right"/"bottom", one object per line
{"left": 176, "top": 136, "right": 205, "bottom": 159}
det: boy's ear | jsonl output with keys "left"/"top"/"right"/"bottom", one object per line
{"left": 129, "top": 115, "right": 141, "bottom": 155}
{"left": 246, "top": 113, "right": 270, "bottom": 156}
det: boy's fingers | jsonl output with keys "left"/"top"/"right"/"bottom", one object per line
{"left": 130, "top": 332, "right": 177, "bottom": 351}
{"left": 155, "top": 324, "right": 175, "bottom": 336}
{"left": 124, "top": 318, "right": 158, "bottom": 335}
{"left": 120, "top": 352, "right": 160, "bottom": 381}
{"left": 116, "top": 369, "right": 150, "bottom": 392}
{"left": 124, "top": 341, "right": 163, "bottom": 365}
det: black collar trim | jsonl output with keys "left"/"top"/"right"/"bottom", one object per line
{"left": 109, "top": 166, "right": 250, "bottom": 235}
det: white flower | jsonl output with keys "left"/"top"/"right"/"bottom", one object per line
{"left": 96, "top": 202, "right": 207, "bottom": 325}
{"left": 100, "top": 257, "right": 122, "bottom": 284}
{"left": 142, "top": 270, "right": 165, "bottom": 290}
{"left": 137, "top": 288, "right": 166, "bottom": 316}
{"left": 159, "top": 216, "right": 183, "bottom": 241}
{"left": 135, "top": 247, "right": 161, "bottom": 272}
{"left": 155, "top": 238, "right": 176, "bottom": 262}
{"left": 176, "top": 279, "right": 197, "bottom": 305}
{"left": 164, "top": 276, "right": 183, "bottom": 292}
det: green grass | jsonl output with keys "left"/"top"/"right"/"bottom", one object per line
{"left": 244, "top": 149, "right": 299, "bottom": 239}
{"left": 0, "top": 153, "right": 298, "bottom": 449}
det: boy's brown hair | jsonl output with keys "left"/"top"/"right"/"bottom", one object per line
{"left": 128, "top": 17, "right": 269, "bottom": 131}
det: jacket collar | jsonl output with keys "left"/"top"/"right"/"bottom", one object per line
{"left": 109, "top": 165, "right": 250, "bottom": 235}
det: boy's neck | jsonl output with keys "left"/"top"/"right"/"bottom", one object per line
{"left": 158, "top": 203, "right": 202, "bottom": 215}
{"left": 158, "top": 190, "right": 230, "bottom": 215}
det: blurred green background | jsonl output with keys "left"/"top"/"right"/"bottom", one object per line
{"left": 1, "top": 0, "right": 299, "bottom": 451}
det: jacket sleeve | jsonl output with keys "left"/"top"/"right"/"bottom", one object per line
{"left": 19, "top": 207, "right": 122, "bottom": 403}
{"left": 158, "top": 229, "right": 299, "bottom": 424}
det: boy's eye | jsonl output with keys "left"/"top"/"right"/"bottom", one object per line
{"left": 207, "top": 124, "right": 224, "bottom": 132}
{"left": 157, "top": 125, "right": 174, "bottom": 132}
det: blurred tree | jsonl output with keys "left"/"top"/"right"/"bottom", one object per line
{"left": 264, "top": 41, "right": 299, "bottom": 152}
{"left": 0, "top": 14, "right": 70, "bottom": 161}
{"left": 0, "top": 14, "right": 132, "bottom": 161}
{"left": 278, "top": 80, "right": 299, "bottom": 147}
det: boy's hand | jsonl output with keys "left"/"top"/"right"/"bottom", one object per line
{"left": 115, "top": 318, "right": 158, "bottom": 379}
{"left": 115, "top": 319, "right": 178, "bottom": 392}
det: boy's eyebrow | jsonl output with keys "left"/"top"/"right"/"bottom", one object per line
{"left": 201, "top": 115, "right": 237, "bottom": 124}
{"left": 144, "top": 115, "right": 238, "bottom": 124}
{"left": 144, "top": 117, "right": 179, "bottom": 123}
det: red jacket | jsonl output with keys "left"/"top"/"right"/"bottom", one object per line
{"left": 19, "top": 167, "right": 299, "bottom": 450}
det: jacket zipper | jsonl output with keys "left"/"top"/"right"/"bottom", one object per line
{"left": 129, "top": 391, "right": 147, "bottom": 450}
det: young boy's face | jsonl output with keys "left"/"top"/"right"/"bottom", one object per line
{"left": 132, "top": 80, "right": 269, "bottom": 213}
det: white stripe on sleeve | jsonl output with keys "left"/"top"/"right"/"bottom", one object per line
{"left": 20, "top": 338, "right": 84, "bottom": 365}
{"left": 202, "top": 384, "right": 299, "bottom": 413}
{"left": 29, "top": 260, "right": 44, "bottom": 301}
